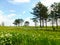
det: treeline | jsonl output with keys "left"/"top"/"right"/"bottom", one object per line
{"left": 31, "top": 2, "right": 60, "bottom": 29}
{"left": 13, "top": 19, "right": 29, "bottom": 26}
{"left": 1, "top": 2, "right": 60, "bottom": 30}
{"left": 13, "top": 2, "right": 60, "bottom": 29}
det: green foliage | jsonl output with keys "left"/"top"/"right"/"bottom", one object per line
{"left": 24, "top": 21, "right": 29, "bottom": 26}
{"left": 31, "top": 18, "right": 38, "bottom": 26}
{"left": 13, "top": 19, "right": 24, "bottom": 26}
{"left": 0, "top": 26, "right": 60, "bottom": 45}
{"left": 49, "top": 2, "right": 60, "bottom": 29}
{"left": 31, "top": 2, "right": 48, "bottom": 27}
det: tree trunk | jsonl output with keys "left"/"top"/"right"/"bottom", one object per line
{"left": 18, "top": 24, "right": 20, "bottom": 26}
{"left": 42, "top": 19, "right": 44, "bottom": 27}
{"left": 40, "top": 18, "right": 42, "bottom": 27}
{"left": 35, "top": 22, "right": 37, "bottom": 27}
{"left": 21, "top": 23, "right": 22, "bottom": 26}
{"left": 52, "top": 19, "right": 55, "bottom": 30}
{"left": 45, "top": 19, "right": 47, "bottom": 30}
{"left": 52, "top": 19, "right": 54, "bottom": 27}
{"left": 56, "top": 18, "right": 58, "bottom": 28}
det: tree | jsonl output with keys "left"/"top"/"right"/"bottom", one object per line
{"left": 13, "top": 19, "right": 20, "bottom": 26}
{"left": 24, "top": 21, "right": 29, "bottom": 26}
{"left": 13, "top": 19, "right": 24, "bottom": 26}
{"left": 13, "top": 22, "right": 17, "bottom": 26}
{"left": 31, "top": 2, "right": 48, "bottom": 27}
{"left": 49, "top": 11, "right": 55, "bottom": 29}
{"left": 50, "top": 2, "right": 60, "bottom": 28}
{"left": 44, "top": 14, "right": 48, "bottom": 29}
{"left": 31, "top": 18, "right": 38, "bottom": 27}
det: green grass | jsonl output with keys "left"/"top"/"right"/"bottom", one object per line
{"left": 0, "top": 26, "right": 60, "bottom": 45}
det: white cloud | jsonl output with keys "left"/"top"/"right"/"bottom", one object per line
{"left": 40, "top": 0, "right": 60, "bottom": 15}
{"left": 7, "top": 13, "right": 16, "bottom": 18}
{"left": 0, "top": 10, "right": 16, "bottom": 26}
{"left": 41, "top": 0, "right": 60, "bottom": 6}
{"left": 8, "top": 0, "right": 30, "bottom": 4}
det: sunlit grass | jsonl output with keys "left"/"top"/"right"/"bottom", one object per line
{"left": 0, "top": 26, "right": 60, "bottom": 45}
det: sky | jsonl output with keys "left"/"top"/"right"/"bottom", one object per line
{"left": 0, "top": 0, "right": 60, "bottom": 26}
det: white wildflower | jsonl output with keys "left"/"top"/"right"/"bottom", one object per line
{"left": 5, "top": 33, "right": 12, "bottom": 37}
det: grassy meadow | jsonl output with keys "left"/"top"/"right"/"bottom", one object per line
{"left": 0, "top": 26, "right": 60, "bottom": 45}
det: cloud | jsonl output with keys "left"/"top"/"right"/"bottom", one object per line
{"left": 41, "top": 0, "right": 60, "bottom": 6}
{"left": 40, "top": 0, "right": 60, "bottom": 15}
{"left": 0, "top": 10, "right": 16, "bottom": 26}
{"left": 8, "top": 0, "right": 30, "bottom": 4}
{"left": 7, "top": 13, "right": 16, "bottom": 18}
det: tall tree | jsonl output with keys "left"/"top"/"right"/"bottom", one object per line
{"left": 50, "top": 2, "right": 60, "bottom": 28}
{"left": 31, "top": 18, "right": 38, "bottom": 27}
{"left": 44, "top": 14, "right": 48, "bottom": 29}
{"left": 49, "top": 11, "right": 55, "bottom": 29}
{"left": 31, "top": 2, "right": 48, "bottom": 27}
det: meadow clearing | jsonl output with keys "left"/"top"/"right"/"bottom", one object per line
{"left": 0, "top": 0, "right": 60, "bottom": 45}
{"left": 0, "top": 26, "right": 60, "bottom": 45}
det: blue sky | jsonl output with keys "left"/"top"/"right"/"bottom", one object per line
{"left": 0, "top": 0, "right": 40, "bottom": 19}
{"left": 0, "top": 0, "right": 60, "bottom": 26}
